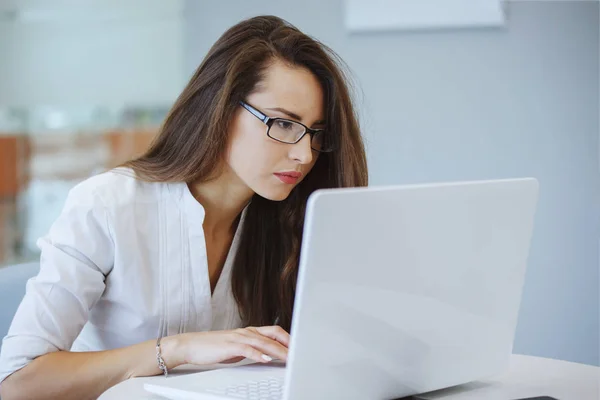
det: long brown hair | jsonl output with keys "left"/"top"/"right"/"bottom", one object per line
{"left": 124, "top": 15, "right": 368, "bottom": 331}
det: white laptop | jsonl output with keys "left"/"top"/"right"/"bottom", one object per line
{"left": 144, "top": 178, "right": 539, "bottom": 400}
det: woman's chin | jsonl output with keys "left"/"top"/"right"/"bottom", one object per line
{"left": 255, "top": 187, "right": 293, "bottom": 202}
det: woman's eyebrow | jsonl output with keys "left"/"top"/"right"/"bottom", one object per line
{"left": 265, "top": 107, "right": 326, "bottom": 125}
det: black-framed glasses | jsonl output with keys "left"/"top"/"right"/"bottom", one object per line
{"left": 240, "top": 101, "right": 335, "bottom": 153}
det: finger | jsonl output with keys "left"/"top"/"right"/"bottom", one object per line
{"left": 253, "top": 325, "right": 291, "bottom": 348}
{"left": 239, "top": 331, "right": 288, "bottom": 361}
{"left": 221, "top": 356, "right": 245, "bottom": 364}
{"left": 235, "top": 330, "right": 288, "bottom": 361}
{"left": 233, "top": 343, "right": 273, "bottom": 364}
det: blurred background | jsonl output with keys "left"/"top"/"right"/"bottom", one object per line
{"left": 0, "top": 0, "right": 598, "bottom": 367}
{"left": 0, "top": 0, "right": 180, "bottom": 267}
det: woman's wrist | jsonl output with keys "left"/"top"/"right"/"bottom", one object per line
{"left": 160, "top": 334, "right": 186, "bottom": 369}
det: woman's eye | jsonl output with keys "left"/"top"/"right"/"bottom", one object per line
{"left": 276, "top": 120, "right": 295, "bottom": 130}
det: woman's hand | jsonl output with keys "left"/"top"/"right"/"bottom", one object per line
{"left": 166, "top": 326, "right": 290, "bottom": 367}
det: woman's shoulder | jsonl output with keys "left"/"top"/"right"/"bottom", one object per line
{"left": 67, "top": 167, "right": 176, "bottom": 209}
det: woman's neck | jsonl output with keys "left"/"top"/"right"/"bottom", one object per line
{"left": 188, "top": 168, "right": 253, "bottom": 237}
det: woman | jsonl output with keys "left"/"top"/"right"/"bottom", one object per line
{"left": 0, "top": 15, "right": 367, "bottom": 400}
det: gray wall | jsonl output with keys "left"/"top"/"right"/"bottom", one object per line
{"left": 184, "top": 1, "right": 599, "bottom": 366}
{"left": 0, "top": 0, "right": 184, "bottom": 107}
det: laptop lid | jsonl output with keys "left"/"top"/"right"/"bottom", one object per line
{"left": 284, "top": 178, "right": 539, "bottom": 400}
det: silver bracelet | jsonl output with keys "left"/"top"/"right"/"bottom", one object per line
{"left": 156, "top": 337, "right": 169, "bottom": 377}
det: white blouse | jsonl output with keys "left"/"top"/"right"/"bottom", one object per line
{"left": 0, "top": 168, "right": 245, "bottom": 385}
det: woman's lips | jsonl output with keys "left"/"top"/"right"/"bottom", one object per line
{"left": 274, "top": 171, "right": 302, "bottom": 184}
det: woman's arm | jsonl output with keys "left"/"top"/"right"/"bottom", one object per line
{"left": 0, "top": 326, "right": 290, "bottom": 400}
{"left": 0, "top": 180, "right": 117, "bottom": 399}
{"left": 0, "top": 336, "right": 178, "bottom": 400}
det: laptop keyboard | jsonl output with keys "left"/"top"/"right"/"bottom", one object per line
{"left": 204, "top": 376, "right": 284, "bottom": 399}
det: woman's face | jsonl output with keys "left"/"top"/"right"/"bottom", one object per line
{"left": 225, "top": 59, "right": 325, "bottom": 201}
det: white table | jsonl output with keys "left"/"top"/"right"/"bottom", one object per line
{"left": 99, "top": 354, "right": 600, "bottom": 400}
